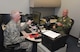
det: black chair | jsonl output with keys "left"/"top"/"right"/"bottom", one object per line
{"left": 0, "top": 15, "right": 4, "bottom": 52}
{"left": 64, "top": 19, "right": 74, "bottom": 42}
{"left": 4, "top": 44, "right": 26, "bottom": 52}
{"left": 68, "top": 19, "right": 74, "bottom": 34}
{"left": 1, "top": 14, "right": 11, "bottom": 25}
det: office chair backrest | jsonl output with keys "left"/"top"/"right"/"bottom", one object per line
{"left": 69, "top": 19, "right": 74, "bottom": 33}
{"left": 1, "top": 14, "right": 11, "bottom": 25}
{"left": 71, "top": 19, "right": 74, "bottom": 27}
{"left": 0, "top": 15, "right": 3, "bottom": 25}
{"left": 65, "top": 19, "right": 74, "bottom": 34}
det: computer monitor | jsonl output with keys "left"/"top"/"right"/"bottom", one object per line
{"left": 32, "top": 11, "right": 41, "bottom": 25}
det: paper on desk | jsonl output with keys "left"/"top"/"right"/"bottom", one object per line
{"left": 41, "top": 30, "right": 47, "bottom": 33}
{"left": 42, "top": 30, "right": 60, "bottom": 39}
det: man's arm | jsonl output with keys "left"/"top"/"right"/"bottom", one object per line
{"left": 63, "top": 19, "right": 72, "bottom": 29}
{"left": 9, "top": 30, "right": 25, "bottom": 44}
{"left": 20, "top": 20, "right": 33, "bottom": 31}
{"left": 55, "top": 17, "right": 63, "bottom": 27}
{"left": 20, "top": 23, "right": 29, "bottom": 31}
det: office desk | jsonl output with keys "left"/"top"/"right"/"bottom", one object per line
{"left": 26, "top": 34, "right": 42, "bottom": 52}
{"left": 41, "top": 18, "right": 57, "bottom": 23}
{"left": 42, "top": 30, "right": 67, "bottom": 52}
{"left": 21, "top": 23, "right": 42, "bottom": 52}
{"left": 21, "top": 22, "right": 42, "bottom": 42}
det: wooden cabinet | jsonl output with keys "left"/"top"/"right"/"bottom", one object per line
{"left": 30, "top": 0, "right": 61, "bottom": 7}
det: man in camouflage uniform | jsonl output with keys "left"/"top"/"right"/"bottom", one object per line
{"left": 55, "top": 9, "right": 72, "bottom": 34}
{"left": 4, "top": 10, "right": 33, "bottom": 52}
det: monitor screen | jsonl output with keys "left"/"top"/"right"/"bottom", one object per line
{"left": 32, "top": 11, "right": 41, "bottom": 25}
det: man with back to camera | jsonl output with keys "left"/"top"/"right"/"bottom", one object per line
{"left": 4, "top": 10, "right": 33, "bottom": 52}
{"left": 55, "top": 9, "right": 72, "bottom": 34}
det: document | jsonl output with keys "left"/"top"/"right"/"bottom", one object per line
{"left": 42, "top": 30, "right": 61, "bottom": 39}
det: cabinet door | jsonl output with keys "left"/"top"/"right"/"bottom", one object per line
{"left": 30, "top": 0, "right": 61, "bottom": 7}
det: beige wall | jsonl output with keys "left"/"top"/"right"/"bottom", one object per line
{"left": 0, "top": 0, "right": 30, "bottom": 14}
{"left": 30, "top": 8, "right": 55, "bottom": 17}
{"left": 55, "top": 0, "right": 80, "bottom": 38}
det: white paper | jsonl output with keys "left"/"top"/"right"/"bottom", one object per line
{"left": 41, "top": 30, "right": 47, "bottom": 33}
{"left": 42, "top": 30, "right": 60, "bottom": 39}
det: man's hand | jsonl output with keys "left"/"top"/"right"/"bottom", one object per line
{"left": 23, "top": 34, "right": 29, "bottom": 38}
{"left": 21, "top": 31, "right": 30, "bottom": 38}
{"left": 57, "top": 22, "right": 63, "bottom": 26}
{"left": 26, "top": 20, "right": 33, "bottom": 25}
{"left": 52, "top": 25, "right": 56, "bottom": 29}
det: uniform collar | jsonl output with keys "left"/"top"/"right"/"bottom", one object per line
{"left": 62, "top": 16, "right": 68, "bottom": 19}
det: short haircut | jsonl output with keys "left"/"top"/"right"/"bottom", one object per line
{"left": 10, "top": 10, "right": 20, "bottom": 18}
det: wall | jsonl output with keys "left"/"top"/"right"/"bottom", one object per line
{"left": 55, "top": 0, "right": 80, "bottom": 38}
{"left": 30, "top": 8, "right": 55, "bottom": 17}
{"left": 0, "top": 0, "right": 30, "bottom": 14}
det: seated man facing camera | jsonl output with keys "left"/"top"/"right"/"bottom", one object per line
{"left": 56, "top": 9, "right": 72, "bottom": 34}
{"left": 4, "top": 10, "right": 33, "bottom": 52}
